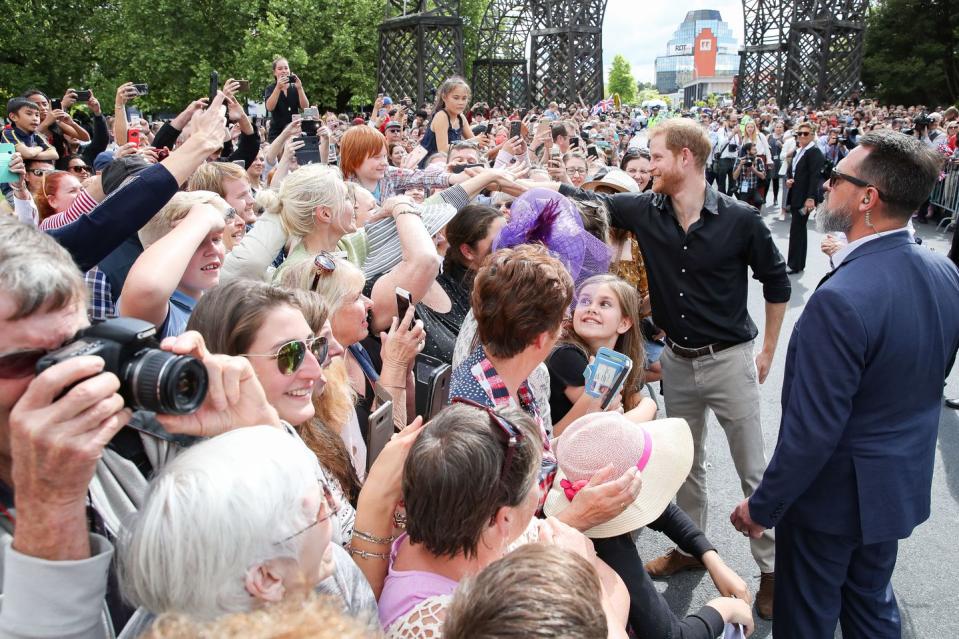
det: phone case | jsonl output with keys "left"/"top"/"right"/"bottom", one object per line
{"left": 0, "top": 144, "right": 19, "bottom": 184}
{"left": 583, "top": 347, "right": 633, "bottom": 406}
{"left": 365, "top": 400, "right": 394, "bottom": 473}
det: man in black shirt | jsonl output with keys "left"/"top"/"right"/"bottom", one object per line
{"left": 263, "top": 57, "right": 308, "bottom": 142}
{"left": 533, "top": 118, "right": 790, "bottom": 620}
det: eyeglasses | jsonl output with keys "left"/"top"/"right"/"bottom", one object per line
{"left": 274, "top": 478, "right": 341, "bottom": 544}
{"left": 242, "top": 336, "right": 329, "bottom": 375}
{"left": 29, "top": 168, "right": 52, "bottom": 177}
{"left": 566, "top": 167, "right": 588, "bottom": 175}
{"left": 452, "top": 397, "right": 525, "bottom": 482}
{"left": 68, "top": 165, "right": 92, "bottom": 175}
{"left": 828, "top": 168, "right": 909, "bottom": 206}
{"left": 310, "top": 251, "right": 337, "bottom": 290}
{"left": 0, "top": 348, "right": 53, "bottom": 379}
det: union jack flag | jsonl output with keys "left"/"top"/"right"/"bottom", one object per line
{"left": 591, "top": 97, "right": 614, "bottom": 115}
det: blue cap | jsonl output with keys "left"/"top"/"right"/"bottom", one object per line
{"left": 382, "top": 96, "right": 393, "bottom": 106}
{"left": 93, "top": 151, "right": 114, "bottom": 173}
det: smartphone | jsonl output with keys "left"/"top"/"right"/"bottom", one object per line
{"left": 0, "top": 143, "right": 19, "bottom": 184}
{"left": 50, "top": 98, "right": 62, "bottom": 110}
{"left": 288, "top": 73, "right": 298, "bottom": 85}
{"left": 303, "top": 106, "right": 319, "bottom": 120}
{"left": 236, "top": 80, "right": 250, "bottom": 92}
{"left": 75, "top": 89, "right": 91, "bottom": 101}
{"left": 509, "top": 120, "right": 522, "bottom": 139}
{"left": 395, "top": 287, "right": 416, "bottom": 330}
{"left": 569, "top": 136, "right": 579, "bottom": 147}
{"left": 583, "top": 347, "right": 633, "bottom": 410}
{"left": 587, "top": 145, "right": 599, "bottom": 159}
{"left": 133, "top": 83, "right": 149, "bottom": 96}
{"left": 294, "top": 134, "right": 321, "bottom": 165}
{"left": 209, "top": 71, "right": 219, "bottom": 103}
{"left": 127, "top": 129, "right": 141, "bottom": 147}
{"left": 365, "top": 399, "right": 394, "bottom": 473}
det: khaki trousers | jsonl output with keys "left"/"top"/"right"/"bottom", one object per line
{"left": 661, "top": 340, "right": 775, "bottom": 573}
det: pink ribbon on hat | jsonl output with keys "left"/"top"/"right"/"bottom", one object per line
{"left": 636, "top": 428, "right": 653, "bottom": 472}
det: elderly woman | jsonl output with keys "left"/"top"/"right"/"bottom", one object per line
{"left": 118, "top": 426, "right": 377, "bottom": 632}
{"left": 378, "top": 403, "right": 629, "bottom": 638}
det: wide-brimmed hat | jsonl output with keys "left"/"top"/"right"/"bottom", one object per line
{"left": 362, "top": 201, "right": 458, "bottom": 278}
{"left": 581, "top": 168, "right": 638, "bottom": 194}
{"left": 543, "top": 414, "right": 693, "bottom": 538}
{"left": 493, "top": 188, "right": 611, "bottom": 285}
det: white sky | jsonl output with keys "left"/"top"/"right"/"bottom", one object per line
{"left": 602, "top": 0, "right": 745, "bottom": 84}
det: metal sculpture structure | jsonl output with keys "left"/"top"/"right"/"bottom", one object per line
{"left": 781, "top": 0, "right": 868, "bottom": 106}
{"left": 737, "top": 0, "right": 867, "bottom": 107}
{"left": 377, "top": 0, "right": 867, "bottom": 110}
{"left": 377, "top": 0, "right": 465, "bottom": 106}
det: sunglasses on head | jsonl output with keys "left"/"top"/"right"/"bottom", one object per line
{"left": 242, "top": 336, "right": 329, "bottom": 375}
{"left": 452, "top": 397, "right": 525, "bottom": 481}
{"left": 310, "top": 251, "right": 337, "bottom": 290}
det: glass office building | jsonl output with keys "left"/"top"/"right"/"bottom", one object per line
{"left": 655, "top": 10, "right": 739, "bottom": 94}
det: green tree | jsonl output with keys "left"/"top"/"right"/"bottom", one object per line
{"left": 862, "top": 0, "right": 959, "bottom": 106}
{"left": 607, "top": 54, "right": 636, "bottom": 104}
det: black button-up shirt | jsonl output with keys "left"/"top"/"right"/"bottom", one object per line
{"left": 560, "top": 184, "right": 790, "bottom": 348}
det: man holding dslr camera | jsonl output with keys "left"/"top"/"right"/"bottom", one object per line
{"left": 732, "top": 142, "right": 767, "bottom": 209}
{"left": 0, "top": 218, "right": 281, "bottom": 637}
{"left": 264, "top": 57, "right": 309, "bottom": 142}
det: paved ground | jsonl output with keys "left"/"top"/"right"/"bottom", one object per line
{"left": 634, "top": 204, "right": 959, "bottom": 638}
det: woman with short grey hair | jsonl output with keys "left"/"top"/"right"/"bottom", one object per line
{"left": 118, "top": 426, "right": 377, "bottom": 634}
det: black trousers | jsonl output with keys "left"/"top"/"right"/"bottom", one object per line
{"left": 774, "top": 523, "right": 900, "bottom": 639}
{"left": 787, "top": 207, "right": 810, "bottom": 271}
{"left": 714, "top": 159, "right": 735, "bottom": 195}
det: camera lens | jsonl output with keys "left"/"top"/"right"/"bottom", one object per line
{"left": 124, "top": 350, "right": 208, "bottom": 415}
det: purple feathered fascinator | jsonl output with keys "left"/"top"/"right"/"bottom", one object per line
{"left": 493, "top": 188, "right": 612, "bottom": 284}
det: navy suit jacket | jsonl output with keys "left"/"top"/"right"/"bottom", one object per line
{"left": 750, "top": 231, "right": 959, "bottom": 544}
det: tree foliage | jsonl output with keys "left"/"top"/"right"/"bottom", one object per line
{"left": 862, "top": 0, "right": 959, "bottom": 106}
{"left": 607, "top": 54, "right": 636, "bottom": 104}
{"left": 1, "top": 0, "right": 383, "bottom": 114}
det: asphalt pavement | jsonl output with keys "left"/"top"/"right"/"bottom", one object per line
{"left": 633, "top": 203, "right": 959, "bottom": 638}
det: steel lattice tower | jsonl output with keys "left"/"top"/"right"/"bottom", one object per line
{"left": 377, "top": 0, "right": 465, "bottom": 106}
{"left": 737, "top": 0, "right": 792, "bottom": 107}
{"left": 781, "top": 0, "right": 867, "bottom": 106}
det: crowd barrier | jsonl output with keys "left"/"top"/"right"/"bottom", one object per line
{"left": 931, "top": 159, "right": 959, "bottom": 229}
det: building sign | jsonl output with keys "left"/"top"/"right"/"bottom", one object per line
{"left": 693, "top": 27, "right": 718, "bottom": 78}
{"left": 670, "top": 43, "right": 691, "bottom": 55}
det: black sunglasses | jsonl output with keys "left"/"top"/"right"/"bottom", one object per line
{"left": 68, "top": 165, "right": 92, "bottom": 174}
{"left": 828, "top": 168, "right": 910, "bottom": 206}
{"left": 242, "top": 336, "right": 328, "bottom": 375}
{"left": 452, "top": 397, "right": 525, "bottom": 481}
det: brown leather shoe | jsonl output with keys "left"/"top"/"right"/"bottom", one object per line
{"left": 644, "top": 548, "right": 706, "bottom": 577}
{"left": 756, "top": 572, "right": 774, "bottom": 620}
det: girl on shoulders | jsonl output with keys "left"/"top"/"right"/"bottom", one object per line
{"left": 418, "top": 77, "right": 474, "bottom": 165}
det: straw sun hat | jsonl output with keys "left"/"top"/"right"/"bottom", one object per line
{"left": 543, "top": 413, "right": 693, "bottom": 538}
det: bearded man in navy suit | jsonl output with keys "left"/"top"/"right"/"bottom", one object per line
{"left": 731, "top": 131, "right": 959, "bottom": 638}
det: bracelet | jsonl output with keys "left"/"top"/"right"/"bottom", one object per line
{"left": 347, "top": 545, "right": 390, "bottom": 560}
{"left": 394, "top": 206, "right": 422, "bottom": 218}
{"left": 352, "top": 529, "right": 397, "bottom": 545}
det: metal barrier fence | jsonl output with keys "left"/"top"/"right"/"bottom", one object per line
{"left": 931, "top": 159, "right": 959, "bottom": 219}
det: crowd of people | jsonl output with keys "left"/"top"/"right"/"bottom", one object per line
{"left": 1, "top": 59, "right": 958, "bottom": 639}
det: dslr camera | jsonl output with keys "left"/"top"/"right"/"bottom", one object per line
{"left": 913, "top": 112, "right": 933, "bottom": 129}
{"left": 36, "top": 318, "right": 208, "bottom": 415}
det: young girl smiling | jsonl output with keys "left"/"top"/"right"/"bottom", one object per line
{"left": 546, "top": 274, "right": 657, "bottom": 435}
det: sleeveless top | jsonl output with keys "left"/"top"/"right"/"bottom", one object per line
{"left": 418, "top": 109, "right": 468, "bottom": 167}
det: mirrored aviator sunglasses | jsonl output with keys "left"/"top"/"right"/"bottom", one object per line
{"left": 243, "top": 336, "right": 329, "bottom": 376}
